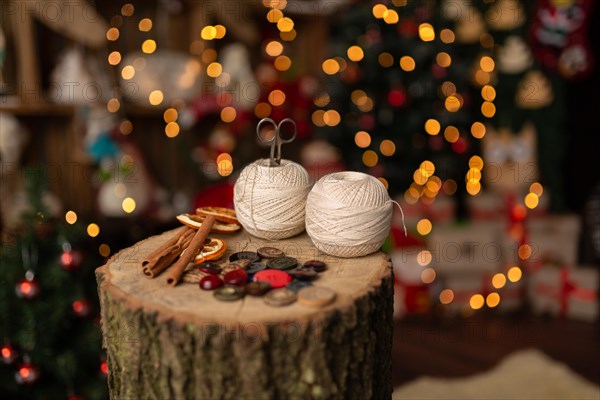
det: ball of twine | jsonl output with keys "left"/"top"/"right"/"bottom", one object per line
{"left": 234, "top": 159, "right": 311, "bottom": 240}
{"left": 305, "top": 171, "right": 394, "bottom": 258}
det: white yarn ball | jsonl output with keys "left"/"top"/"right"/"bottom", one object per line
{"left": 305, "top": 171, "right": 393, "bottom": 258}
{"left": 234, "top": 159, "right": 311, "bottom": 240}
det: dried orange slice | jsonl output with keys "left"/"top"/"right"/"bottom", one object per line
{"left": 195, "top": 207, "right": 239, "bottom": 225}
{"left": 177, "top": 213, "right": 240, "bottom": 233}
{"left": 194, "top": 238, "right": 227, "bottom": 264}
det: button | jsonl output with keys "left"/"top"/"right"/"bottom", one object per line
{"left": 223, "top": 269, "right": 248, "bottom": 286}
{"left": 297, "top": 286, "right": 336, "bottom": 307}
{"left": 246, "top": 262, "right": 267, "bottom": 275}
{"left": 303, "top": 260, "right": 327, "bottom": 272}
{"left": 289, "top": 267, "right": 318, "bottom": 281}
{"left": 229, "top": 251, "right": 259, "bottom": 263}
{"left": 214, "top": 285, "right": 245, "bottom": 301}
{"left": 197, "top": 262, "right": 222, "bottom": 275}
{"left": 286, "top": 280, "right": 312, "bottom": 293}
{"left": 245, "top": 281, "right": 272, "bottom": 296}
{"left": 199, "top": 275, "right": 223, "bottom": 290}
{"left": 264, "top": 288, "right": 297, "bottom": 307}
{"left": 267, "top": 256, "right": 298, "bottom": 271}
{"left": 253, "top": 269, "right": 292, "bottom": 289}
{"left": 257, "top": 247, "right": 285, "bottom": 259}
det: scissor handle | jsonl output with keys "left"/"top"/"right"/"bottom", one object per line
{"left": 255, "top": 117, "right": 297, "bottom": 167}
{"left": 256, "top": 118, "right": 278, "bottom": 144}
{"left": 276, "top": 118, "right": 297, "bottom": 144}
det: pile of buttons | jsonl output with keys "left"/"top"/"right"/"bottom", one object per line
{"left": 197, "top": 247, "right": 336, "bottom": 308}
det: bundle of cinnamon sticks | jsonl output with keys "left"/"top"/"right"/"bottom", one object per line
{"left": 141, "top": 215, "right": 216, "bottom": 287}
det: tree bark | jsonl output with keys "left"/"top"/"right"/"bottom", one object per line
{"left": 96, "top": 229, "right": 393, "bottom": 399}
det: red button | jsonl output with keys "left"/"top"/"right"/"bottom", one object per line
{"left": 223, "top": 269, "right": 248, "bottom": 286}
{"left": 253, "top": 270, "right": 292, "bottom": 289}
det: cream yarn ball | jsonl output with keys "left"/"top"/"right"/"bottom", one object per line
{"left": 234, "top": 159, "right": 311, "bottom": 240}
{"left": 305, "top": 171, "right": 393, "bottom": 257}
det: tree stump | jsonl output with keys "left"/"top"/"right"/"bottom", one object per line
{"left": 96, "top": 229, "right": 393, "bottom": 399}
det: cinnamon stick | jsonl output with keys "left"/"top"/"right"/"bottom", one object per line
{"left": 143, "top": 245, "right": 181, "bottom": 278}
{"left": 166, "top": 215, "right": 216, "bottom": 287}
{"left": 143, "top": 230, "right": 195, "bottom": 278}
{"left": 141, "top": 226, "right": 190, "bottom": 267}
{"left": 142, "top": 229, "right": 194, "bottom": 273}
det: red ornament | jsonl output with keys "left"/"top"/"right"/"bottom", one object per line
{"left": 15, "top": 278, "right": 40, "bottom": 300}
{"left": 15, "top": 362, "right": 40, "bottom": 384}
{"left": 60, "top": 250, "right": 83, "bottom": 271}
{"left": 387, "top": 89, "right": 407, "bottom": 107}
{"left": 451, "top": 137, "right": 467, "bottom": 154}
{"left": 100, "top": 360, "right": 109, "bottom": 376}
{"left": 72, "top": 299, "right": 91, "bottom": 317}
{"left": 1, "top": 343, "right": 17, "bottom": 364}
{"left": 68, "top": 395, "right": 85, "bottom": 400}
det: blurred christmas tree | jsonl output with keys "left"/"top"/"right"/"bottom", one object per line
{"left": 316, "top": 0, "right": 591, "bottom": 212}
{"left": 0, "top": 168, "right": 107, "bottom": 399}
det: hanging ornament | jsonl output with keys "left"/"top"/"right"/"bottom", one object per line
{"left": 497, "top": 36, "right": 534, "bottom": 74}
{"left": 72, "top": 299, "right": 92, "bottom": 318}
{"left": 15, "top": 271, "right": 40, "bottom": 300}
{"left": 1, "top": 343, "right": 17, "bottom": 364}
{"left": 529, "top": 0, "right": 594, "bottom": 80}
{"left": 516, "top": 70, "right": 554, "bottom": 109}
{"left": 68, "top": 395, "right": 85, "bottom": 400}
{"left": 486, "top": 0, "right": 526, "bottom": 31}
{"left": 60, "top": 242, "right": 83, "bottom": 271}
{"left": 100, "top": 359, "right": 108, "bottom": 377}
{"left": 15, "top": 362, "right": 40, "bottom": 384}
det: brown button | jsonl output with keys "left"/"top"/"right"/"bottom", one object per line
{"left": 213, "top": 285, "right": 245, "bottom": 301}
{"left": 303, "top": 260, "right": 327, "bottom": 272}
{"left": 257, "top": 246, "right": 285, "bottom": 259}
{"left": 245, "top": 281, "right": 272, "bottom": 296}
{"left": 288, "top": 267, "right": 318, "bottom": 281}
{"left": 263, "top": 288, "right": 297, "bottom": 307}
{"left": 297, "top": 286, "right": 336, "bottom": 307}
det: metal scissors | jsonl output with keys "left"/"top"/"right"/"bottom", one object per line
{"left": 256, "top": 118, "right": 297, "bottom": 167}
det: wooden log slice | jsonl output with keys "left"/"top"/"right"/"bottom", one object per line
{"left": 96, "top": 229, "right": 393, "bottom": 399}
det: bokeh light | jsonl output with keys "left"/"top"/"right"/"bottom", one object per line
{"left": 400, "top": 56, "right": 416, "bottom": 72}
{"left": 417, "top": 250, "right": 432, "bottom": 267}
{"left": 87, "top": 223, "right": 100, "bottom": 238}
{"left": 380, "top": 140, "right": 396, "bottom": 156}
{"left": 492, "top": 273, "right": 507, "bottom": 289}
{"left": 471, "top": 122, "right": 486, "bottom": 138}
{"left": 416, "top": 218, "right": 432, "bottom": 236}
{"left": 419, "top": 23, "right": 435, "bottom": 42}
{"left": 65, "top": 211, "right": 77, "bottom": 224}
{"left": 486, "top": 292, "right": 500, "bottom": 308}
{"left": 425, "top": 119, "right": 441, "bottom": 135}
{"left": 439, "top": 289, "right": 454, "bottom": 304}
{"left": 362, "top": 150, "right": 378, "bottom": 167}
{"left": 138, "top": 18, "right": 152, "bottom": 32}
{"left": 347, "top": 46, "right": 364, "bottom": 62}
{"left": 421, "top": 268, "right": 436, "bottom": 284}
{"left": 148, "top": 90, "right": 164, "bottom": 106}
{"left": 355, "top": 131, "right": 371, "bottom": 148}
{"left": 507, "top": 266, "right": 523, "bottom": 282}
{"left": 122, "top": 197, "right": 136, "bottom": 214}
{"left": 141, "top": 39, "right": 156, "bottom": 54}
{"left": 165, "top": 122, "right": 180, "bottom": 138}
{"left": 470, "top": 294, "right": 484, "bottom": 310}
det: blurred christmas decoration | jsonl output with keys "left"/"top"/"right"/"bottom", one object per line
{"left": 0, "top": 172, "right": 107, "bottom": 398}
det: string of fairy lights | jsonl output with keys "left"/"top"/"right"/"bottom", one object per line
{"left": 59, "top": 1, "right": 545, "bottom": 313}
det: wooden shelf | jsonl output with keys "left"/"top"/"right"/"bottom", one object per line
{"left": 0, "top": 99, "right": 75, "bottom": 116}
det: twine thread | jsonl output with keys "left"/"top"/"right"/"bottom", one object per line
{"left": 305, "top": 171, "right": 402, "bottom": 257}
{"left": 234, "top": 159, "right": 311, "bottom": 240}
